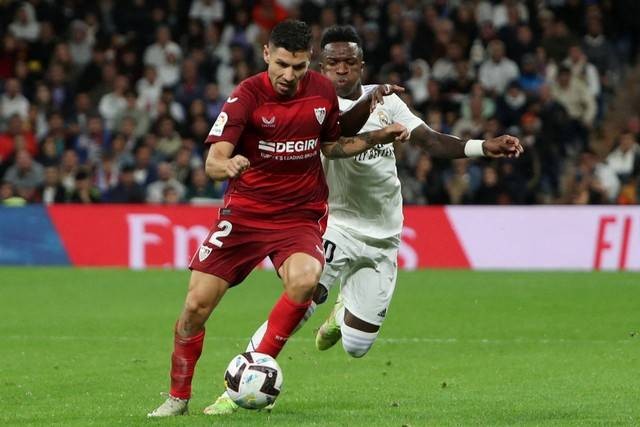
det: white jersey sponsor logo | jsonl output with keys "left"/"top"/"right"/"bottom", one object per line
{"left": 258, "top": 138, "right": 318, "bottom": 153}
{"left": 226, "top": 96, "right": 238, "bottom": 103}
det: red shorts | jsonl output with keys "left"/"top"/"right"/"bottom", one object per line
{"left": 189, "top": 218, "right": 326, "bottom": 286}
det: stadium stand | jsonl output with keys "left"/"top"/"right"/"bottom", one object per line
{"left": 1, "top": 0, "right": 639, "bottom": 206}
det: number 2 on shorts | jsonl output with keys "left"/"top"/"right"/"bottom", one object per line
{"left": 209, "top": 220, "right": 232, "bottom": 248}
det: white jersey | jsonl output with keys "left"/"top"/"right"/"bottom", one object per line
{"left": 323, "top": 85, "right": 424, "bottom": 240}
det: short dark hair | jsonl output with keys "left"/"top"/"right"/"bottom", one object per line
{"left": 320, "top": 25, "right": 363, "bottom": 56}
{"left": 269, "top": 20, "right": 312, "bottom": 52}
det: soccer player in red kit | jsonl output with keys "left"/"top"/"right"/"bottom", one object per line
{"left": 147, "top": 20, "right": 409, "bottom": 417}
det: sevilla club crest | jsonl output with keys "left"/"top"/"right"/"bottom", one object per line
{"left": 314, "top": 107, "right": 326, "bottom": 125}
{"left": 198, "top": 245, "right": 212, "bottom": 262}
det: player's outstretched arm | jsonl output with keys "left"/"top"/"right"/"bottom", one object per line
{"left": 322, "top": 123, "right": 409, "bottom": 158}
{"left": 411, "top": 125, "right": 524, "bottom": 159}
{"left": 339, "top": 84, "right": 405, "bottom": 137}
{"left": 205, "top": 141, "right": 250, "bottom": 180}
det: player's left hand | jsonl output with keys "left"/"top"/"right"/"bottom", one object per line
{"left": 482, "top": 135, "right": 524, "bottom": 158}
{"left": 369, "top": 84, "right": 405, "bottom": 112}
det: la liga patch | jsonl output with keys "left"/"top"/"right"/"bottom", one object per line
{"left": 210, "top": 112, "right": 228, "bottom": 137}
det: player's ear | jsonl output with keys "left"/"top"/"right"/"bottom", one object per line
{"left": 263, "top": 45, "right": 270, "bottom": 65}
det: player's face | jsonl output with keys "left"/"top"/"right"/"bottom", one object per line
{"left": 263, "top": 45, "right": 311, "bottom": 97}
{"left": 321, "top": 42, "right": 363, "bottom": 99}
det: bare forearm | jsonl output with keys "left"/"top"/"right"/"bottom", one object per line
{"left": 205, "top": 158, "right": 231, "bottom": 180}
{"left": 411, "top": 125, "right": 468, "bottom": 158}
{"left": 322, "top": 131, "right": 380, "bottom": 158}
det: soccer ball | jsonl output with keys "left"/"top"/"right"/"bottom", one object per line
{"left": 224, "top": 351, "right": 283, "bottom": 409}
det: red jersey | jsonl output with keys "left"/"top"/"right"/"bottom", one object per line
{"left": 206, "top": 70, "right": 341, "bottom": 228}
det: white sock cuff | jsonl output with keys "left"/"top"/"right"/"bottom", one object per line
{"left": 341, "top": 323, "right": 378, "bottom": 358}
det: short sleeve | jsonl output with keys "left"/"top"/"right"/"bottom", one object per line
{"left": 321, "top": 85, "right": 341, "bottom": 142}
{"left": 205, "top": 84, "right": 253, "bottom": 146}
{"left": 389, "top": 94, "right": 425, "bottom": 134}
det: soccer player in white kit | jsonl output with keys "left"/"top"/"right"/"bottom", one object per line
{"left": 206, "top": 25, "right": 523, "bottom": 415}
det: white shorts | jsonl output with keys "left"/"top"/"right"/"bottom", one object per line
{"left": 319, "top": 225, "right": 399, "bottom": 326}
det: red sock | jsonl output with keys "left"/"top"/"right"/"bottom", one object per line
{"left": 169, "top": 328, "right": 205, "bottom": 400}
{"left": 255, "top": 293, "right": 311, "bottom": 358}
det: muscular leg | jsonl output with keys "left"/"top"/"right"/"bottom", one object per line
{"left": 171, "top": 271, "right": 229, "bottom": 399}
{"left": 255, "top": 253, "right": 322, "bottom": 357}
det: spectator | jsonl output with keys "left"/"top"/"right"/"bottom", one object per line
{"left": 0, "top": 114, "right": 38, "bottom": 163}
{"left": 143, "top": 26, "right": 182, "bottom": 88}
{"left": 3, "top": 149, "right": 44, "bottom": 202}
{"left": 68, "top": 20, "right": 94, "bottom": 68}
{"left": 478, "top": 40, "right": 519, "bottom": 95}
{"left": 607, "top": 132, "right": 640, "bottom": 184}
{"left": 156, "top": 116, "right": 182, "bottom": 160}
{"left": 517, "top": 54, "right": 545, "bottom": 96}
{"left": 114, "top": 91, "right": 150, "bottom": 138}
{"left": 38, "top": 165, "right": 67, "bottom": 204}
{"left": 432, "top": 41, "right": 464, "bottom": 84}
{"left": 146, "top": 161, "right": 185, "bottom": 203}
{"left": 550, "top": 66, "right": 596, "bottom": 152}
{"left": 67, "top": 168, "right": 100, "bottom": 203}
{"left": 174, "top": 58, "right": 205, "bottom": 110}
{"left": 59, "top": 149, "right": 79, "bottom": 193}
{"left": 8, "top": 2, "right": 40, "bottom": 43}
{"left": 1, "top": 181, "right": 26, "bottom": 206}
{"left": 562, "top": 44, "right": 600, "bottom": 99}
{"left": 136, "top": 65, "right": 163, "bottom": 116}
{"left": 107, "top": 164, "right": 145, "bottom": 203}
{"left": 98, "top": 75, "right": 128, "bottom": 131}
{"left": 1, "top": 78, "right": 30, "bottom": 124}
{"left": 401, "top": 152, "right": 448, "bottom": 205}
{"left": 496, "top": 81, "right": 528, "bottom": 129}
{"left": 474, "top": 165, "right": 502, "bottom": 204}
{"left": 189, "top": 0, "right": 225, "bottom": 26}
{"left": 186, "top": 168, "right": 222, "bottom": 201}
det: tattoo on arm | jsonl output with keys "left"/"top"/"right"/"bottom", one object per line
{"left": 327, "top": 132, "right": 377, "bottom": 158}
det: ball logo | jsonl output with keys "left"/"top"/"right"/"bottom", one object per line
{"left": 314, "top": 107, "right": 326, "bottom": 125}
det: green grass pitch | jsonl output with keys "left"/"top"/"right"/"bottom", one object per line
{"left": 1, "top": 268, "right": 639, "bottom": 426}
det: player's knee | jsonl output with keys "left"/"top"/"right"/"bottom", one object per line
{"left": 341, "top": 324, "right": 378, "bottom": 359}
{"left": 286, "top": 267, "right": 321, "bottom": 297}
{"left": 183, "top": 292, "right": 214, "bottom": 320}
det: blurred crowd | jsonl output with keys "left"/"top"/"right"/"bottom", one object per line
{"left": 1, "top": 0, "right": 640, "bottom": 206}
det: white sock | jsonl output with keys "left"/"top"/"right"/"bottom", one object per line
{"left": 245, "top": 302, "right": 317, "bottom": 352}
{"left": 340, "top": 322, "right": 378, "bottom": 358}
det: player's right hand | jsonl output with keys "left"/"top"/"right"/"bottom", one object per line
{"left": 225, "top": 155, "right": 250, "bottom": 178}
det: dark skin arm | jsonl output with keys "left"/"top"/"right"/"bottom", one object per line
{"left": 410, "top": 124, "right": 524, "bottom": 158}
{"left": 339, "top": 84, "right": 404, "bottom": 136}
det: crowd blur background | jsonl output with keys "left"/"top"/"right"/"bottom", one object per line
{"left": 1, "top": 0, "right": 640, "bottom": 206}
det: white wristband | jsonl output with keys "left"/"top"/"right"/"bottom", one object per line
{"left": 464, "top": 139, "right": 485, "bottom": 157}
